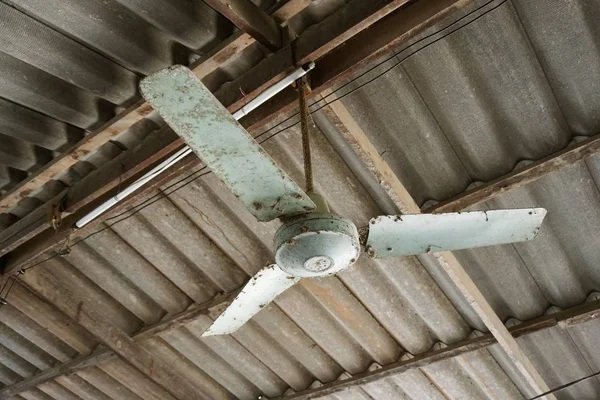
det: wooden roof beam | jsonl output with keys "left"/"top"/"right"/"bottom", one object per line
{"left": 4, "top": 275, "right": 599, "bottom": 398}
{"left": 0, "top": 0, "right": 312, "bottom": 214}
{"left": 1, "top": 280, "right": 203, "bottom": 399}
{"left": 425, "top": 134, "right": 600, "bottom": 213}
{"left": 0, "top": 289, "right": 240, "bottom": 398}
{"left": 278, "top": 298, "right": 600, "bottom": 399}
{"left": 318, "top": 91, "right": 554, "bottom": 398}
{"left": 203, "top": 0, "right": 283, "bottom": 51}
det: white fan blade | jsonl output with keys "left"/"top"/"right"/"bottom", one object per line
{"left": 202, "top": 264, "right": 300, "bottom": 336}
{"left": 140, "top": 65, "right": 315, "bottom": 222}
{"left": 366, "top": 208, "right": 546, "bottom": 259}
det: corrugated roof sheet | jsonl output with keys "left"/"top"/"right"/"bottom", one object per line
{"left": 1, "top": 0, "right": 600, "bottom": 398}
{"left": 0, "top": 0, "right": 283, "bottom": 196}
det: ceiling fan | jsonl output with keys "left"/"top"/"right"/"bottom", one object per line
{"left": 140, "top": 65, "right": 546, "bottom": 337}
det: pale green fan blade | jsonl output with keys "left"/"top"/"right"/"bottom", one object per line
{"left": 140, "top": 65, "right": 315, "bottom": 222}
{"left": 366, "top": 208, "right": 546, "bottom": 258}
{"left": 202, "top": 264, "right": 300, "bottom": 336}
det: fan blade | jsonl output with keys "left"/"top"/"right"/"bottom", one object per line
{"left": 202, "top": 264, "right": 300, "bottom": 336}
{"left": 366, "top": 208, "right": 546, "bottom": 259}
{"left": 140, "top": 66, "right": 315, "bottom": 222}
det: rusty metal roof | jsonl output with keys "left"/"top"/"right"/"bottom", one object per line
{"left": 1, "top": 0, "right": 600, "bottom": 398}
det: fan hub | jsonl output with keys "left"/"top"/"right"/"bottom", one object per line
{"left": 274, "top": 213, "right": 360, "bottom": 278}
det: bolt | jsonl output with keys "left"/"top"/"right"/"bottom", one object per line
{"left": 366, "top": 246, "right": 376, "bottom": 258}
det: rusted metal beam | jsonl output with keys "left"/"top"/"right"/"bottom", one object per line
{"left": 425, "top": 134, "right": 600, "bottom": 213}
{"left": 0, "top": 289, "right": 241, "bottom": 398}
{"left": 277, "top": 299, "right": 600, "bottom": 399}
{"left": 319, "top": 93, "right": 554, "bottom": 398}
{"left": 0, "top": 0, "right": 311, "bottom": 215}
{"left": 2, "top": 280, "right": 203, "bottom": 399}
{"left": 203, "top": 0, "right": 282, "bottom": 51}
{"left": 4, "top": 277, "right": 599, "bottom": 399}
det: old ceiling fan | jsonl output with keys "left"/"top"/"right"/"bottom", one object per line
{"left": 140, "top": 65, "right": 546, "bottom": 336}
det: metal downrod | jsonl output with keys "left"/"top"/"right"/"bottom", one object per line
{"left": 298, "top": 77, "right": 314, "bottom": 193}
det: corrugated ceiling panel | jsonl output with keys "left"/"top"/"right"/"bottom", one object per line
{"left": 515, "top": 322, "right": 600, "bottom": 399}
{"left": 1, "top": 0, "right": 600, "bottom": 398}
{"left": 512, "top": 0, "right": 600, "bottom": 135}
{"left": 75, "top": 366, "right": 144, "bottom": 400}
{"left": 316, "top": 348, "right": 524, "bottom": 399}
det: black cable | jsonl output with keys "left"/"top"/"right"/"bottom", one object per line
{"left": 259, "top": 0, "right": 511, "bottom": 144}
{"left": 4, "top": 0, "right": 508, "bottom": 245}
{"left": 1, "top": 0, "right": 509, "bottom": 303}
{"left": 529, "top": 369, "right": 600, "bottom": 399}
{"left": 104, "top": 164, "right": 209, "bottom": 222}
{"left": 252, "top": 0, "right": 505, "bottom": 143}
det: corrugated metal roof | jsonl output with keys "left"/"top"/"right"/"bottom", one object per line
{"left": 0, "top": 0, "right": 282, "bottom": 196}
{"left": 1, "top": 0, "right": 600, "bottom": 398}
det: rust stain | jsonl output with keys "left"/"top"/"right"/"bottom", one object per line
{"left": 19, "top": 189, "right": 33, "bottom": 197}
{"left": 302, "top": 280, "right": 362, "bottom": 326}
{"left": 73, "top": 149, "right": 91, "bottom": 160}
{"left": 137, "top": 103, "right": 154, "bottom": 117}
{"left": 213, "top": 45, "right": 239, "bottom": 65}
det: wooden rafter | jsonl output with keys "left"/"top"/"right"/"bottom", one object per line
{"left": 0, "top": 0, "right": 312, "bottom": 215}
{"left": 203, "top": 0, "right": 282, "bottom": 51}
{"left": 0, "top": 0, "right": 422, "bottom": 216}
{"left": 425, "top": 134, "right": 600, "bottom": 213}
{"left": 278, "top": 299, "right": 600, "bottom": 399}
{"left": 319, "top": 92, "right": 554, "bottom": 398}
{"left": 0, "top": 289, "right": 241, "bottom": 398}
{"left": 4, "top": 271, "right": 600, "bottom": 398}
{"left": 4, "top": 280, "right": 201, "bottom": 399}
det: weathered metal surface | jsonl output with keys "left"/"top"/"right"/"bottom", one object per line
{"left": 140, "top": 65, "right": 315, "bottom": 221}
{"left": 274, "top": 213, "right": 360, "bottom": 277}
{"left": 366, "top": 209, "right": 546, "bottom": 258}
{"left": 202, "top": 265, "right": 300, "bottom": 336}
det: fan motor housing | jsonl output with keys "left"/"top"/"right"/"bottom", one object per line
{"left": 274, "top": 213, "right": 360, "bottom": 278}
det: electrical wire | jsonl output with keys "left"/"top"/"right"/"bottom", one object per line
{"left": 529, "top": 369, "right": 600, "bottom": 399}
{"left": 0, "top": 0, "right": 508, "bottom": 306}
{"left": 254, "top": 0, "right": 509, "bottom": 144}
{"left": 251, "top": 0, "right": 505, "bottom": 143}
{"left": 104, "top": 0, "right": 508, "bottom": 225}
